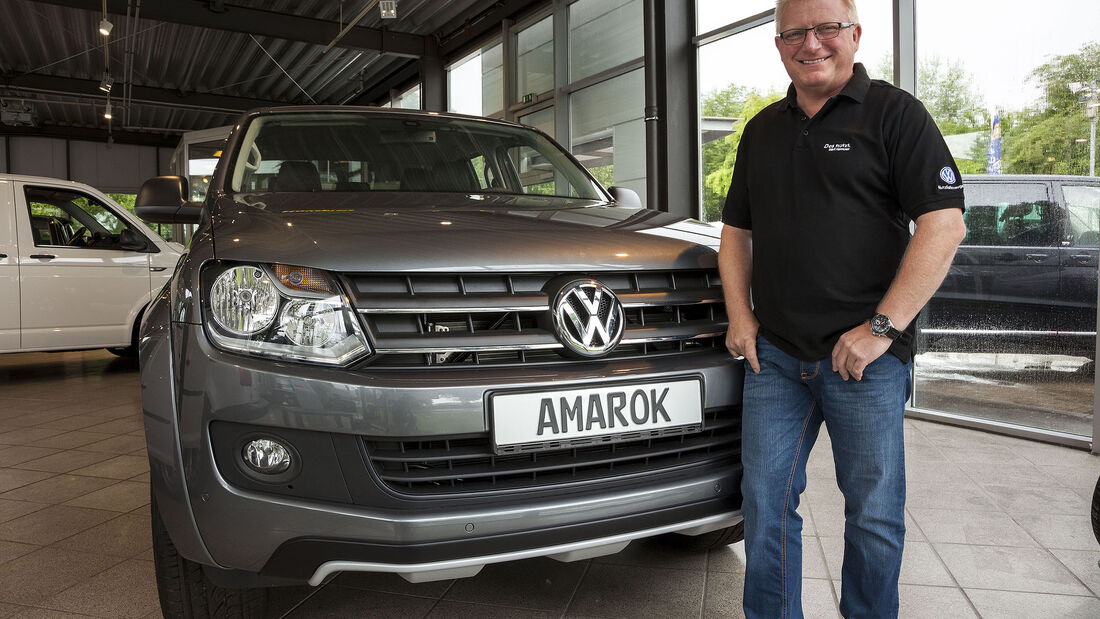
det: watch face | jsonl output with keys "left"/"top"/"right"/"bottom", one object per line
{"left": 870, "top": 314, "right": 890, "bottom": 335}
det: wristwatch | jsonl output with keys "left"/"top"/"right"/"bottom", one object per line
{"left": 869, "top": 313, "right": 903, "bottom": 341}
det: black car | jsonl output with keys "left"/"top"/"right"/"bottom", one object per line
{"left": 923, "top": 174, "right": 1100, "bottom": 359}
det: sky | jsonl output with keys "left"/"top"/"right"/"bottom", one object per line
{"left": 697, "top": 0, "right": 1100, "bottom": 113}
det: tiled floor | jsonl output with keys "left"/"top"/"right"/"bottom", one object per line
{"left": 1, "top": 350, "right": 1098, "bottom": 618}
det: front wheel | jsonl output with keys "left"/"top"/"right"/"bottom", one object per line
{"left": 151, "top": 489, "right": 268, "bottom": 618}
{"left": 1091, "top": 474, "right": 1100, "bottom": 546}
{"left": 668, "top": 520, "right": 745, "bottom": 551}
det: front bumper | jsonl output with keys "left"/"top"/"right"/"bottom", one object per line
{"left": 143, "top": 321, "right": 743, "bottom": 583}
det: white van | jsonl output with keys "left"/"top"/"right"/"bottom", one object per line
{"left": 0, "top": 174, "right": 184, "bottom": 355}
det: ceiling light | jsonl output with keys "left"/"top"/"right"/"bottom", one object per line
{"left": 98, "top": 72, "right": 113, "bottom": 93}
{"left": 103, "top": 102, "right": 112, "bottom": 120}
{"left": 380, "top": 0, "right": 397, "bottom": 19}
{"left": 99, "top": 18, "right": 113, "bottom": 36}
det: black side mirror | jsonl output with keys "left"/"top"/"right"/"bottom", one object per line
{"left": 118, "top": 227, "right": 153, "bottom": 252}
{"left": 608, "top": 186, "right": 643, "bottom": 209}
{"left": 135, "top": 176, "right": 203, "bottom": 223}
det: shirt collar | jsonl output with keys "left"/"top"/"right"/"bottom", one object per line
{"left": 778, "top": 62, "right": 871, "bottom": 112}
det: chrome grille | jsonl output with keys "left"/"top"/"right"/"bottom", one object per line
{"left": 342, "top": 270, "right": 727, "bottom": 366}
{"left": 364, "top": 406, "right": 740, "bottom": 496}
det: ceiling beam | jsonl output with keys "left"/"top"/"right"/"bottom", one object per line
{"left": 3, "top": 73, "right": 279, "bottom": 113}
{"left": 438, "top": 0, "right": 545, "bottom": 57}
{"left": 31, "top": 0, "right": 432, "bottom": 58}
{"left": 0, "top": 124, "right": 180, "bottom": 148}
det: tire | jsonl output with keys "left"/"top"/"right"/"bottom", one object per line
{"left": 1092, "top": 474, "right": 1100, "bottom": 546}
{"left": 151, "top": 489, "right": 268, "bottom": 618}
{"left": 668, "top": 520, "right": 745, "bottom": 551}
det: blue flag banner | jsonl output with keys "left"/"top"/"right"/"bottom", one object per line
{"left": 986, "top": 113, "right": 1002, "bottom": 174}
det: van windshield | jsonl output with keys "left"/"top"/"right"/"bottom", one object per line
{"left": 229, "top": 112, "right": 603, "bottom": 200}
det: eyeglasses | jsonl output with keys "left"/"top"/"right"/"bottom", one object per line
{"left": 777, "top": 22, "right": 856, "bottom": 46}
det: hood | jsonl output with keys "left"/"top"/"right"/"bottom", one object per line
{"left": 208, "top": 192, "right": 720, "bottom": 273}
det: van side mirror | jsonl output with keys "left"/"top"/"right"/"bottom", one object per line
{"left": 608, "top": 186, "right": 643, "bottom": 209}
{"left": 118, "top": 228, "right": 153, "bottom": 252}
{"left": 135, "top": 176, "right": 203, "bottom": 224}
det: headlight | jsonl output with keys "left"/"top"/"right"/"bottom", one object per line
{"left": 202, "top": 262, "right": 371, "bottom": 365}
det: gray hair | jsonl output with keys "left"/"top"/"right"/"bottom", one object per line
{"left": 775, "top": 0, "right": 859, "bottom": 32}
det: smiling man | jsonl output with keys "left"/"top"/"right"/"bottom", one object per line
{"left": 718, "top": 0, "right": 967, "bottom": 617}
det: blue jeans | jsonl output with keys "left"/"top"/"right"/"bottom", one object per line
{"left": 741, "top": 337, "right": 911, "bottom": 619}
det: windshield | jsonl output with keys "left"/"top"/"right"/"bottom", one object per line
{"left": 229, "top": 112, "right": 604, "bottom": 200}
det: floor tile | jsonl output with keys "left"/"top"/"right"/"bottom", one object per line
{"left": 444, "top": 557, "right": 587, "bottom": 612}
{"left": 593, "top": 535, "right": 708, "bottom": 571}
{"left": 934, "top": 543, "right": 1090, "bottom": 595}
{"left": 0, "top": 540, "right": 38, "bottom": 566}
{"left": 79, "top": 435, "right": 149, "bottom": 455}
{"left": 983, "top": 483, "right": 1090, "bottom": 516}
{"left": 427, "top": 600, "right": 557, "bottom": 618}
{"left": 567, "top": 562, "right": 705, "bottom": 618}
{"left": 964, "top": 589, "right": 1100, "bottom": 618}
{"left": 1015, "top": 513, "right": 1096, "bottom": 551}
{"left": 0, "top": 546, "right": 123, "bottom": 605}
{"left": 0, "top": 473, "right": 115, "bottom": 504}
{"left": 0, "top": 446, "right": 59, "bottom": 468}
{"left": 64, "top": 480, "right": 150, "bottom": 512}
{"left": 38, "top": 558, "right": 159, "bottom": 618}
{"left": 801, "top": 578, "right": 840, "bottom": 618}
{"left": 284, "top": 585, "right": 438, "bottom": 618}
{"left": 52, "top": 513, "right": 152, "bottom": 558}
{"left": 0, "top": 499, "right": 48, "bottom": 525}
{"left": 907, "top": 507, "right": 1038, "bottom": 547}
{"left": 70, "top": 455, "right": 149, "bottom": 479}
{"left": 1048, "top": 548, "right": 1100, "bottom": 597}
{"left": 0, "top": 504, "right": 117, "bottom": 545}
{"left": 13, "top": 449, "right": 115, "bottom": 474}
{"left": 819, "top": 538, "right": 954, "bottom": 587}
{"left": 702, "top": 570, "right": 745, "bottom": 618}
{"left": 897, "top": 584, "right": 977, "bottom": 618}
{"left": 335, "top": 571, "right": 453, "bottom": 598}
{"left": 27, "top": 430, "right": 115, "bottom": 450}
{"left": 706, "top": 541, "right": 747, "bottom": 574}
{"left": 0, "top": 468, "right": 55, "bottom": 494}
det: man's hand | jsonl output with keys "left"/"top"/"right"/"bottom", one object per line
{"left": 725, "top": 315, "right": 761, "bottom": 374}
{"left": 831, "top": 323, "right": 891, "bottom": 381}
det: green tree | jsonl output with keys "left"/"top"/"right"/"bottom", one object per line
{"left": 699, "top": 87, "right": 784, "bottom": 222}
{"left": 1002, "top": 41, "right": 1099, "bottom": 176}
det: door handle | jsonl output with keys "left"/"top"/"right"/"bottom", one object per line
{"left": 1024, "top": 253, "right": 1048, "bottom": 262}
{"left": 29, "top": 254, "right": 56, "bottom": 260}
{"left": 0, "top": 253, "right": 7, "bottom": 258}
{"left": 1071, "top": 254, "right": 1093, "bottom": 260}
{"left": 150, "top": 266, "right": 168, "bottom": 272}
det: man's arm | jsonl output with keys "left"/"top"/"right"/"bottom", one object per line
{"left": 831, "top": 207, "right": 967, "bottom": 380}
{"left": 719, "top": 224, "right": 761, "bottom": 373}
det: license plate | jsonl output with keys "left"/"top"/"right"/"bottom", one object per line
{"left": 490, "top": 377, "right": 703, "bottom": 453}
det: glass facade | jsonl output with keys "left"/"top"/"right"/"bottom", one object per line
{"left": 568, "top": 0, "right": 643, "bottom": 81}
{"left": 912, "top": 0, "right": 1100, "bottom": 438}
{"left": 570, "top": 69, "right": 646, "bottom": 202}
{"left": 447, "top": 44, "right": 504, "bottom": 117}
{"left": 516, "top": 16, "right": 554, "bottom": 99}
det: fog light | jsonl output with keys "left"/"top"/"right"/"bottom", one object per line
{"left": 242, "top": 438, "right": 292, "bottom": 474}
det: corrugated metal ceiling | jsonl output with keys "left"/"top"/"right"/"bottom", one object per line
{"left": 0, "top": 0, "right": 517, "bottom": 144}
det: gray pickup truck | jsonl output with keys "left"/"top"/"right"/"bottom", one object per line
{"left": 135, "top": 106, "right": 743, "bottom": 617}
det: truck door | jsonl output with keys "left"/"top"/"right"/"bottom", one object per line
{"left": 14, "top": 183, "right": 151, "bottom": 351}
{"left": 0, "top": 179, "right": 19, "bottom": 351}
{"left": 934, "top": 181, "right": 1059, "bottom": 333}
{"left": 1058, "top": 181, "right": 1100, "bottom": 333}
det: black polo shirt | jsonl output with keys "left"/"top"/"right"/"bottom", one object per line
{"left": 722, "top": 63, "right": 964, "bottom": 362}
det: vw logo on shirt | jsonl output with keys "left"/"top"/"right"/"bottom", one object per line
{"left": 550, "top": 279, "right": 625, "bottom": 358}
{"left": 939, "top": 166, "right": 957, "bottom": 185}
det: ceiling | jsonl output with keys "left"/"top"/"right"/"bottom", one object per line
{"left": 0, "top": 0, "right": 539, "bottom": 146}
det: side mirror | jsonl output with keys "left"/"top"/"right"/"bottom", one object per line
{"left": 118, "top": 228, "right": 153, "bottom": 252}
{"left": 135, "top": 176, "right": 203, "bottom": 224}
{"left": 608, "top": 186, "right": 643, "bottom": 209}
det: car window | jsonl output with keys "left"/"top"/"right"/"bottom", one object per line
{"left": 24, "top": 186, "right": 135, "bottom": 250}
{"left": 229, "top": 113, "right": 604, "bottom": 200}
{"left": 961, "top": 183, "right": 1060, "bottom": 247}
{"left": 1063, "top": 184, "right": 1100, "bottom": 248}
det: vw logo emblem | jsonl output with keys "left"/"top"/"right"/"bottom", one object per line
{"left": 939, "top": 166, "right": 957, "bottom": 184}
{"left": 551, "top": 279, "right": 625, "bottom": 358}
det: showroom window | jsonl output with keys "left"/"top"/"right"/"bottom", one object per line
{"left": 447, "top": 43, "right": 504, "bottom": 117}
{"left": 515, "top": 15, "right": 554, "bottom": 101}
{"left": 391, "top": 84, "right": 421, "bottom": 110}
{"left": 912, "top": 0, "right": 1100, "bottom": 440}
{"left": 570, "top": 69, "right": 645, "bottom": 201}
{"left": 568, "top": 0, "right": 642, "bottom": 81}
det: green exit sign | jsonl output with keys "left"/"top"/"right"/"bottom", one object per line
{"left": 521, "top": 93, "right": 534, "bottom": 104}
